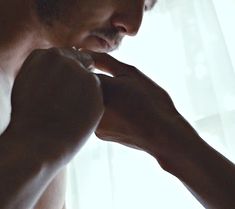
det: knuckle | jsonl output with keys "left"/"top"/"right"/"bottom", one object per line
{"left": 42, "top": 48, "right": 76, "bottom": 69}
{"left": 30, "top": 48, "right": 45, "bottom": 56}
{"left": 127, "top": 64, "right": 137, "bottom": 70}
{"left": 28, "top": 48, "right": 62, "bottom": 63}
{"left": 44, "top": 47, "right": 62, "bottom": 59}
{"left": 36, "top": 48, "right": 64, "bottom": 63}
{"left": 124, "top": 64, "right": 138, "bottom": 73}
{"left": 85, "top": 73, "right": 103, "bottom": 96}
{"left": 25, "top": 49, "right": 45, "bottom": 62}
{"left": 82, "top": 73, "right": 100, "bottom": 94}
{"left": 88, "top": 73, "right": 102, "bottom": 87}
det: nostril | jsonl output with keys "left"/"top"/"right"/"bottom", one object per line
{"left": 115, "top": 26, "right": 127, "bottom": 34}
{"left": 111, "top": 11, "right": 143, "bottom": 36}
{"left": 111, "top": 15, "right": 129, "bottom": 35}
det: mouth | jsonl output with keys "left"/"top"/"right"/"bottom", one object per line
{"left": 93, "top": 35, "right": 119, "bottom": 52}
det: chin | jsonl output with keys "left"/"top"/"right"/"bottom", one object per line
{"left": 77, "top": 37, "right": 118, "bottom": 53}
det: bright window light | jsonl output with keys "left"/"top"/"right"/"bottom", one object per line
{"left": 66, "top": 0, "right": 235, "bottom": 208}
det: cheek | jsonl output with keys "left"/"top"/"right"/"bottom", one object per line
{"left": 49, "top": 0, "right": 115, "bottom": 47}
{"left": 71, "top": 0, "right": 114, "bottom": 26}
{"left": 65, "top": 13, "right": 113, "bottom": 45}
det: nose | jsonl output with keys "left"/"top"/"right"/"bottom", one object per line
{"left": 111, "top": 7, "right": 144, "bottom": 36}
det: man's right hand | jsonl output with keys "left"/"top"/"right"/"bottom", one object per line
{"left": 7, "top": 48, "right": 104, "bottom": 165}
{"left": 86, "top": 52, "right": 235, "bottom": 209}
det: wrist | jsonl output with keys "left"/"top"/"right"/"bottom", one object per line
{"left": 0, "top": 124, "right": 62, "bottom": 168}
{"left": 149, "top": 114, "right": 203, "bottom": 177}
{"left": 0, "top": 126, "right": 63, "bottom": 209}
{"left": 0, "top": 126, "right": 43, "bottom": 165}
{"left": 155, "top": 138, "right": 202, "bottom": 176}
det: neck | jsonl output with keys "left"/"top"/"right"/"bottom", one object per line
{"left": 0, "top": 0, "right": 51, "bottom": 81}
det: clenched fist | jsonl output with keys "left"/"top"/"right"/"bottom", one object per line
{"left": 8, "top": 48, "right": 104, "bottom": 164}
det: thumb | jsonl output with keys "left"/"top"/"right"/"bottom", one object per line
{"left": 82, "top": 50, "right": 156, "bottom": 87}
{"left": 81, "top": 50, "right": 136, "bottom": 77}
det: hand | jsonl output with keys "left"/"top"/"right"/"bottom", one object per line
{"left": 86, "top": 52, "right": 199, "bottom": 164}
{"left": 8, "top": 48, "right": 104, "bottom": 164}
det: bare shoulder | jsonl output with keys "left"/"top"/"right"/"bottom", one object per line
{"left": 33, "top": 168, "right": 67, "bottom": 209}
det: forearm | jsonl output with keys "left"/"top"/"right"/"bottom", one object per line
{"left": 88, "top": 51, "right": 235, "bottom": 208}
{"left": 0, "top": 129, "right": 61, "bottom": 209}
{"left": 154, "top": 131, "right": 235, "bottom": 209}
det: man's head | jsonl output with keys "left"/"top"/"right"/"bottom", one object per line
{"left": 34, "top": 0, "right": 157, "bottom": 52}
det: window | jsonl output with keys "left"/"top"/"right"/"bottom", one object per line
{"left": 66, "top": 0, "right": 235, "bottom": 208}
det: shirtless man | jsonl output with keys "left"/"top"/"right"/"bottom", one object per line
{"left": 1, "top": 0, "right": 234, "bottom": 209}
{"left": 0, "top": 0, "right": 156, "bottom": 208}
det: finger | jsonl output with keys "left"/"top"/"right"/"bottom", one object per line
{"left": 74, "top": 51, "right": 94, "bottom": 70}
{"left": 80, "top": 49, "right": 136, "bottom": 77}
{"left": 82, "top": 50, "right": 162, "bottom": 92}
{"left": 58, "top": 48, "right": 95, "bottom": 71}
{"left": 91, "top": 52, "right": 157, "bottom": 87}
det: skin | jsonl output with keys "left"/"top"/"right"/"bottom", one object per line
{"left": 86, "top": 51, "right": 235, "bottom": 209}
{"left": 2, "top": 0, "right": 233, "bottom": 208}
{"left": 0, "top": 48, "right": 104, "bottom": 209}
{"left": 35, "top": 0, "right": 155, "bottom": 52}
{"left": 0, "top": 0, "right": 156, "bottom": 208}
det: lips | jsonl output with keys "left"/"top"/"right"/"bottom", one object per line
{"left": 94, "top": 35, "right": 118, "bottom": 52}
{"left": 95, "top": 36, "right": 111, "bottom": 48}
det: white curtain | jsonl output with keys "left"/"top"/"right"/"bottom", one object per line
{"left": 66, "top": 0, "right": 235, "bottom": 208}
